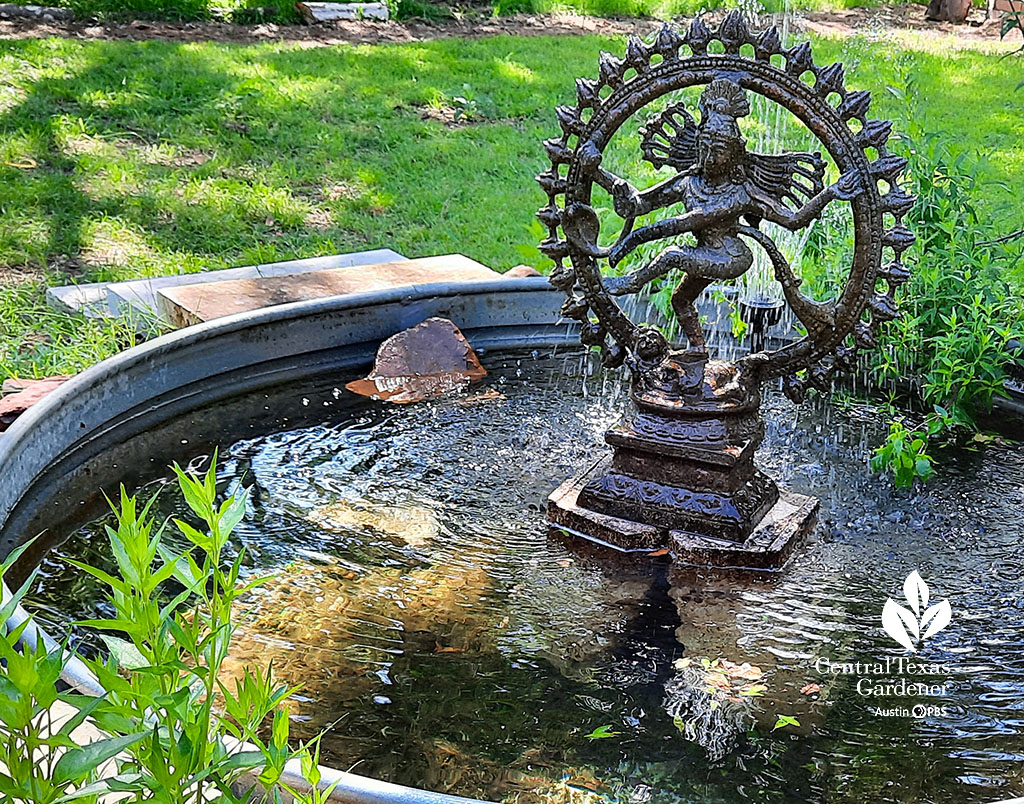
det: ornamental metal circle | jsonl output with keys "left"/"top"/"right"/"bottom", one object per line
{"left": 537, "top": 12, "right": 915, "bottom": 402}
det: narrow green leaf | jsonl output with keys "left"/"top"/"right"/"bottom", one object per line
{"left": 55, "top": 693, "right": 107, "bottom": 739}
{"left": 56, "top": 774, "right": 147, "bottom": 803}
{"left": 53, "top": 731, "right": 149, "bottom": 784}
{"left": 98, "top": 634, "right": 149, "bottom": 670}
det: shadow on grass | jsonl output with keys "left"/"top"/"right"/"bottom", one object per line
{"left": 0, "top": 32, "right": 1017, "bottom": 286}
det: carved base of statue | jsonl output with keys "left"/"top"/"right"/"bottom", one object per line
{"left": 547, "top": 354, "right": 818, "bottom": 570}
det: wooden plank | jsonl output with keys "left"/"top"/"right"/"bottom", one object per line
{"left": 156, "top": 254, "right": 501, "bottom": 328}
{"left": 105, "top": 248, "right": 407, "bottom": 319}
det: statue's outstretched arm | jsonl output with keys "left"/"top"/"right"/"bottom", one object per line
{"left": 624, "top": 174, "right": 692, "bottom": 218}
{"left": 579, "top": 142, "right": 688, "bottom": 219}
{"left": 754, "top": 168, "right": 862, "bottom": 231}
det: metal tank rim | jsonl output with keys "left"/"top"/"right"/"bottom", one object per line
{"left": 0, "top": 276, "right": 570, "bottom": 804}
{"left": 0, "top": 275, "right": 1021, "bottom": 804}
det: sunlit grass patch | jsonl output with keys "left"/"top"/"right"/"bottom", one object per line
{"left": 0, "top": 30, "right": 1019, "bottom": 382}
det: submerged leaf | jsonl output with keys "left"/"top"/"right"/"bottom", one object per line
{"left": 585, "top": 724, "right": 620, "bottom": 740}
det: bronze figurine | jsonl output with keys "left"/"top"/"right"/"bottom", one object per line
{"left": 540, "top": 13, "right": 915, "bottom": 568}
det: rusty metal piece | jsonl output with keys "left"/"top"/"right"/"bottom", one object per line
{"left": 345, "top": 317, "right": 487, "bottom": 404}
{"left": 540, "top": 12, "right": 914, "bottom": 567}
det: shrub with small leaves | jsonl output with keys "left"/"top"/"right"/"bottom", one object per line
{"left": 870, "top": 416, "right": 936, "bottom": 488}
{"left": 0, "top": 544, "right": 149, "bottom": 804}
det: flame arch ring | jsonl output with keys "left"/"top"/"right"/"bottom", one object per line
{"left": 537, "top": 14, "right": 915, "bottom": 400}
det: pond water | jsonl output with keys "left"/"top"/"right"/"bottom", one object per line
{"left": 29, "top": 349, "right": 1024, "bottom": 804}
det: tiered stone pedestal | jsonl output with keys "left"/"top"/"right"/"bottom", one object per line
{"left": 548, "top": 356, "right": 817, "bottom": 570}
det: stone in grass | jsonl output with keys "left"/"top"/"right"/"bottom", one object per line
{"left": 0, "top": 376, "right": 71, "bottom": 432}
{"left": 346, "top": 317, "right": 487, "bottom": 404}
{"left": 296, "top": 1, "right": 389, "bottom": 22}
{"left": 0, "top": 4, "right": 75, "bottom": 20}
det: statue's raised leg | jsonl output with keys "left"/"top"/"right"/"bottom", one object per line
{"left": 602, "top": 251, "right": 676, "bottom": 295}
{"left": 603, "top": 243, "right": 698, "bottom": 293}
{"left": 671, "top": 272, "right": 712, "bottom": 351}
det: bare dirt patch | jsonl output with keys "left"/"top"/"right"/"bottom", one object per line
{"left": 63, "top": 133, "right": 214, "bottom": 167}
{"left": 0, "top": 5, "right": 1014, "bottom": 50}
{"left": 0, "top": 265, "right": 48, "bottom": 285}
{"left": 799, "top": 3, "right": 1015, "bottom": 49}
{"left": 410, "top": 103, "right": 521, "bottom": 127}
{"left": 303, "top": 206, "right": 333, "bottom": 230}
{"left": 0, "top": 12, "right": 657, "bottom": 46}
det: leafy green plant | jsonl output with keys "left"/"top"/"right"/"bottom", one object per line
{"left": 870, "top": 416, "right": 936, "bottom": 488}
{"left": 287, "top": 740, "right": 342, "bottom": 804}
{"left": 711, "top": 288, "right": 748, "bottom": 341}
{"left": 0, "top": 542, "right": 149, "bottom": 804}
{"left": 71, "top": 461, "right": 301, "bottom": 802}
{"left": 878, "top": 77, "right": 1022, "bottom": 423}
{"left": 439, "top": 84, "right": 499, "bottom": 123}
{"left": 1001, "top": 4, "right": 1024, "bottom": 58}
{"left": 0, "top": 460, "right": 328, "bottom": 803}
{"left": 492, "top": 0, "right": 532, "bottom": 15}
{"left": 229, "top": 4, "right": 301, "bottom": 24}
{"left": 772, "top": 714, "right": 800, "bottom": 732}
{"left": 388, "top": 0, "right": 454, "bottom": 20}
{"left": 866, "top": 73, "right": 1024, "bottom": 482}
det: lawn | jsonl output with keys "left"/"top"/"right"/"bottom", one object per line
{"left": 0, "top": 25, "right": 1021, "bottom": 382}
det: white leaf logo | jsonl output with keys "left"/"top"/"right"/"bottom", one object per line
{"left": 903, "top": 570, "right": 929, "bottom": 615}
{"left": 882, "top": 599, "right": 918, "bottom": 652}
{"left": 881, "top": 571, "right": 952, "bottom": 651}
{"left": 921, "top": 599, "right": 952, "bottom": 640}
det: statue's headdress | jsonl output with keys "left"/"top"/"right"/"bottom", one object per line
{"left": 697, "top": 79, "right": 749, "bottom": 144}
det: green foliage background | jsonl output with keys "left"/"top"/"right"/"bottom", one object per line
{"left": 2, "top": 0, "right": 877, "bottom": 22}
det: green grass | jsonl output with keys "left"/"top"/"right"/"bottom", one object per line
{"left": 0, "top": 29, "right": 1021, "bottom": 382}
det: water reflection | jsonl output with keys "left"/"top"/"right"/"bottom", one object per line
{"left": 30, "top": 349, "right": 1024, "bottom": 804}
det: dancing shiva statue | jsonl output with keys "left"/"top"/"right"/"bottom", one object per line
{"left": 539, "top": 12, "right": 916, "bottom": 569}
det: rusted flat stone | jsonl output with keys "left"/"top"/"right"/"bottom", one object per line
{"left": 345, "top": 317, "right": 487, "bottom": 404}
{"left": 0, "top": 376, "right": 71, "bottom": 432}
{"left": 156, "top": 254, "right": 499, "bottom": 328}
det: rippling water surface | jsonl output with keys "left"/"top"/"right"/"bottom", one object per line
{"left": 34, "top": 349, "right": 1024, "bottom": 804}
